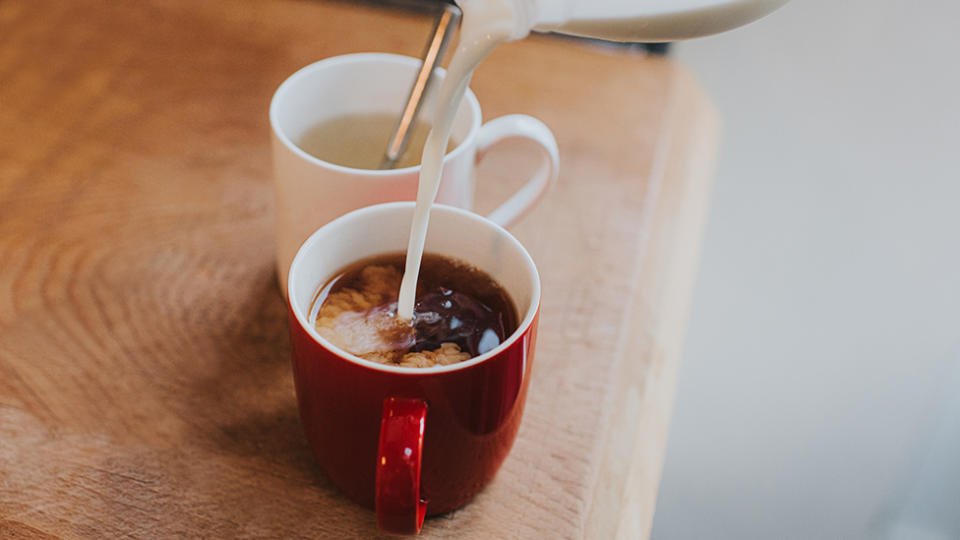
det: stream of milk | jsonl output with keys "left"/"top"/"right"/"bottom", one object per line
{"left": 396, "top": 0, "right": 527, "bottom": 321}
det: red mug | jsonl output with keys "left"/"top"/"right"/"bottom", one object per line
{"left": 287, "top": 202, "right": 541, "bottom": 534}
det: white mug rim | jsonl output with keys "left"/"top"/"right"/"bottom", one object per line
{"left": 269, "top": 53, "right": 483, "bottom": 178}
{"left": 287, "top": 202, "right": 541, "bottom": 375}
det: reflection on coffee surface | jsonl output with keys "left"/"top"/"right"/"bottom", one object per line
{"left": 310, "top": 253, "right": 517, "bottom": 368}
{"left": 297, "top": 113, "right": 458, "bottom": 170}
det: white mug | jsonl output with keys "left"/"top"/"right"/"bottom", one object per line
{"left": 270, "top": 53, "right": 559, "bottom": 292}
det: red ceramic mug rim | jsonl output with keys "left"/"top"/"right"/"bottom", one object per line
{"left": 287, "top": 202, "right": 541, "bottom": 375}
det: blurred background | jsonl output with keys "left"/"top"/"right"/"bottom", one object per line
{"left": 652, "top": 1, "right": 960, "bottom": 539}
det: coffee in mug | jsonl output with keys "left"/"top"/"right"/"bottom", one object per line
{"left": 310, "top": 253, "right": 517, "bottom": 368}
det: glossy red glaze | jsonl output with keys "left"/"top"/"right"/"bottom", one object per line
{"left": 289, "top": 305, "right": 538, "bottom": 518}
{"left": 376, "top": 397, "right": 428, "bottom": 534}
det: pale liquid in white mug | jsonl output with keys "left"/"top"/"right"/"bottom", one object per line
{"left": 297, "top": 113, "right": 457, "bottom": 170}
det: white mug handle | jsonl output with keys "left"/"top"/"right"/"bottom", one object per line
{"left": 475, "top": 114, "right": 559, "bottom": 228}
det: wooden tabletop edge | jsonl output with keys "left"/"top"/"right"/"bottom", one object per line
{"left": 581, "top": 66, "right": 719, "bottom": 540}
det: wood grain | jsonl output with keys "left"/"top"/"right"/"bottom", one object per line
{"left": 0, "top": 0, "right": 717, "bottom": 538}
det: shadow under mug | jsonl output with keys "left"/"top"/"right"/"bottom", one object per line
{"left": 287, "top": 202, "right": 541, "bottom": 534}
{"left": 271, "top": 52, "right": 559, "bottom": 293}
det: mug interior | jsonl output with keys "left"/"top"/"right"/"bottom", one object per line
{"left": 288, "top": 202, "right": 540, "bottom": 373}
{"left": 270, "top": 53, "right": 480, "bottom": 172}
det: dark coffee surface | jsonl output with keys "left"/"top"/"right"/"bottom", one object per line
{"left": 312, "top": 252, "right": 518, "bottom": 366}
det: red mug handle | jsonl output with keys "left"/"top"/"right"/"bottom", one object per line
{"left": 376, "top": 397, "right": 428, "bottom": 534}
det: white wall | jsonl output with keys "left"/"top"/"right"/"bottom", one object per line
{"left": 652, "top": 1, "right": 960, "bottom": 538}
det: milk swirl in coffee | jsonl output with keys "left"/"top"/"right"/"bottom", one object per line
{"left": 312, "top": 253, "right": 517, "bottom": 368}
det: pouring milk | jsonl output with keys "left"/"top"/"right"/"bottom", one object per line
{"left": 397, "top": 0, "right": 789, "bottom": 320}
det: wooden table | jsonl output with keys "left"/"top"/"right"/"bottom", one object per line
{"left": 0, "top": 1, "right": 717, "bottom": 538}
